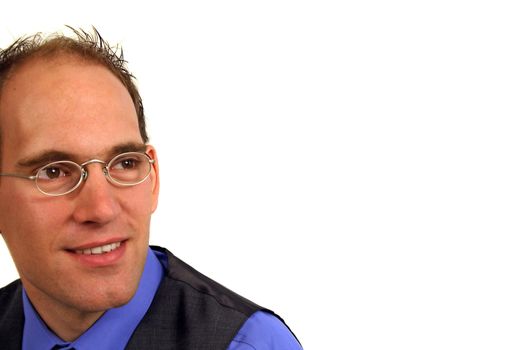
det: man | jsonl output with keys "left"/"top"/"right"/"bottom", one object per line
{"left": 0, "top": 28, "right": 301, "bottom": 350}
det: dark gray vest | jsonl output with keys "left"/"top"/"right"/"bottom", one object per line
{"left": 125, "top": 246, "right": 266, "bottom": 349}
{"left": 0, "top": 246, "right": 288, "bottom": 350}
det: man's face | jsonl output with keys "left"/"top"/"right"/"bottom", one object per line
{"left": 0, "top": 55, "right": 159, "bottom": 315}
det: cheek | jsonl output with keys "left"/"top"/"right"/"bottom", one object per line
{"left": 1, "top": 217, "right": 55, "bottom": 283}
{"left": 122, "top": 182, "right": 155, "bottom": 214}
{"left": 0, "top": 189, "right": 68, "bottom": 255}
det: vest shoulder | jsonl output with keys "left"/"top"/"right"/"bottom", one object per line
{"left": 0, "top": 279, "right": 24, "bottom": 350}
{"left": 127, "top": 247, "right": 265, "bottom": 349}
{"left": 0, "top": 279, "right": 22, "bottom": 307}
{"left": 156, "top": 246, "right": 263, "bottom": 317}
{"left": 0, "top": 279, "right": 22, "bottom": 298}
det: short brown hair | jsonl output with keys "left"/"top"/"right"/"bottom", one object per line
{"left": 0, "top": 27, "right": 149, "bottom": 160}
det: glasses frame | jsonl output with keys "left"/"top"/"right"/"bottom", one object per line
{"left": 0, "top": 151, "right": 155, "bottom": 197}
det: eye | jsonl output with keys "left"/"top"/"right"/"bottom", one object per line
{"left": 107, "top": 153, "right": 151, "bottom": 184}
{"left": 37, "top": 163, "right": 73, "bottom": 180}
{"left": 112, "top": 157, "right": 139, "bottom": 170}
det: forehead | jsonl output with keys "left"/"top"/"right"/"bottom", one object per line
{"left": 0, "top": 55, "right": 142, "bottom": 164}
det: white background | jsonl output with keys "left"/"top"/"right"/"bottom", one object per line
{"left": 1, "top": 1, "right": 525, "bottom": 349}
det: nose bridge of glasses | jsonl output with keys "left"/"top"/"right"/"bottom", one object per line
{"left": 80, "top": 159, "right": 109, "bottom": 180}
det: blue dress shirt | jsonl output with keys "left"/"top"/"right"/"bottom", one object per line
{"left": 22, "top": 248, "right": 301, "bottom": 350}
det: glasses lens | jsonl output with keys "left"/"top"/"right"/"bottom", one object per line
{"left": 107, "top": 152, "right": 152, "bottom": 185}
{"left": 35, "top": 161, "right": 82, "bottom": 195}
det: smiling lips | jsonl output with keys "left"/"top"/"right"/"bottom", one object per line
{"left": 74, "top": 241, "right": 122, "bottom": 255}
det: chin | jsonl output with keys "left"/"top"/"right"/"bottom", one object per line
{"left": 73, "top": 280, "right": 140, "bottom": 313}
{"left": 79, "top": 291, "right": 135, "bottom": 313}
{"left": 107, "top": 291, "right": 136, "bottom": 309}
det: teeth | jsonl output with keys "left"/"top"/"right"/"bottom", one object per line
{"left": 75, "top": 241, "right": 121, "bottom": 255}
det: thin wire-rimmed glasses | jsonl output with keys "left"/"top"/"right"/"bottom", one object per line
{"left": 0, "top": 152, "right": 155, "bottom": 196}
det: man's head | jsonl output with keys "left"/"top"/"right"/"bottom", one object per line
{"left": 0, "top": 28, "right": 159, "bottom": 329}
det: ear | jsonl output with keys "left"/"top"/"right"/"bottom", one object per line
{"left": 145, "top": 145, "right": 160, "bottom": 213}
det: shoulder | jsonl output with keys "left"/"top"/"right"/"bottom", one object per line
{"left": 0, "top": 279, "right": 21, "bottom": 295}
{"left": 0, "top": 279, "right": 24, "bottom": 349}
{"left": 128, "top": 247, "right": 265, "bottom": 349}
{"left": 0, "top": 279, "right": 22, "bottom": 311}
{"left": 153, "top": 246, "right": 261, "bottom": 316}
{"left": 228, "top": 311, "right": 303, "bottom": 350}
{"left": 136, "top": 247, "right": 302, "bottom": 350}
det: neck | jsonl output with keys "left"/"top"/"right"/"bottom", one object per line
{"left": 24, "top": 285, "right": 105, "bottom": 342}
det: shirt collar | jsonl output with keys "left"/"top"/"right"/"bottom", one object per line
{"left": 22, "top": 247, "right": 165, "bottom": 350}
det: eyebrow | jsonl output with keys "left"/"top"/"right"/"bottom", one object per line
{"left": 109, "top": 142, "right": 147, "bottom": 156}
{"left": 17, "top": 142, "right": 148, "bottom": 169}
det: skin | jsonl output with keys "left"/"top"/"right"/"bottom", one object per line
{"left": 0, "top": 54, "right": 160, "bottom": 341}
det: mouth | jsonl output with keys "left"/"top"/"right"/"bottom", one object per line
{"left": 67, "top": 239, "right": 128, "bottom": 267}
{"left": 74, "top": 241, "right": 122, "bottom": 255}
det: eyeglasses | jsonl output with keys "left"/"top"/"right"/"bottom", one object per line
{"left": 0, "top": 152, "right": 155, "bottom": 196}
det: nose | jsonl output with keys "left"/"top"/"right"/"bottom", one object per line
{"left": 71, "top": 162, "right": 121, "bottom": 225}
